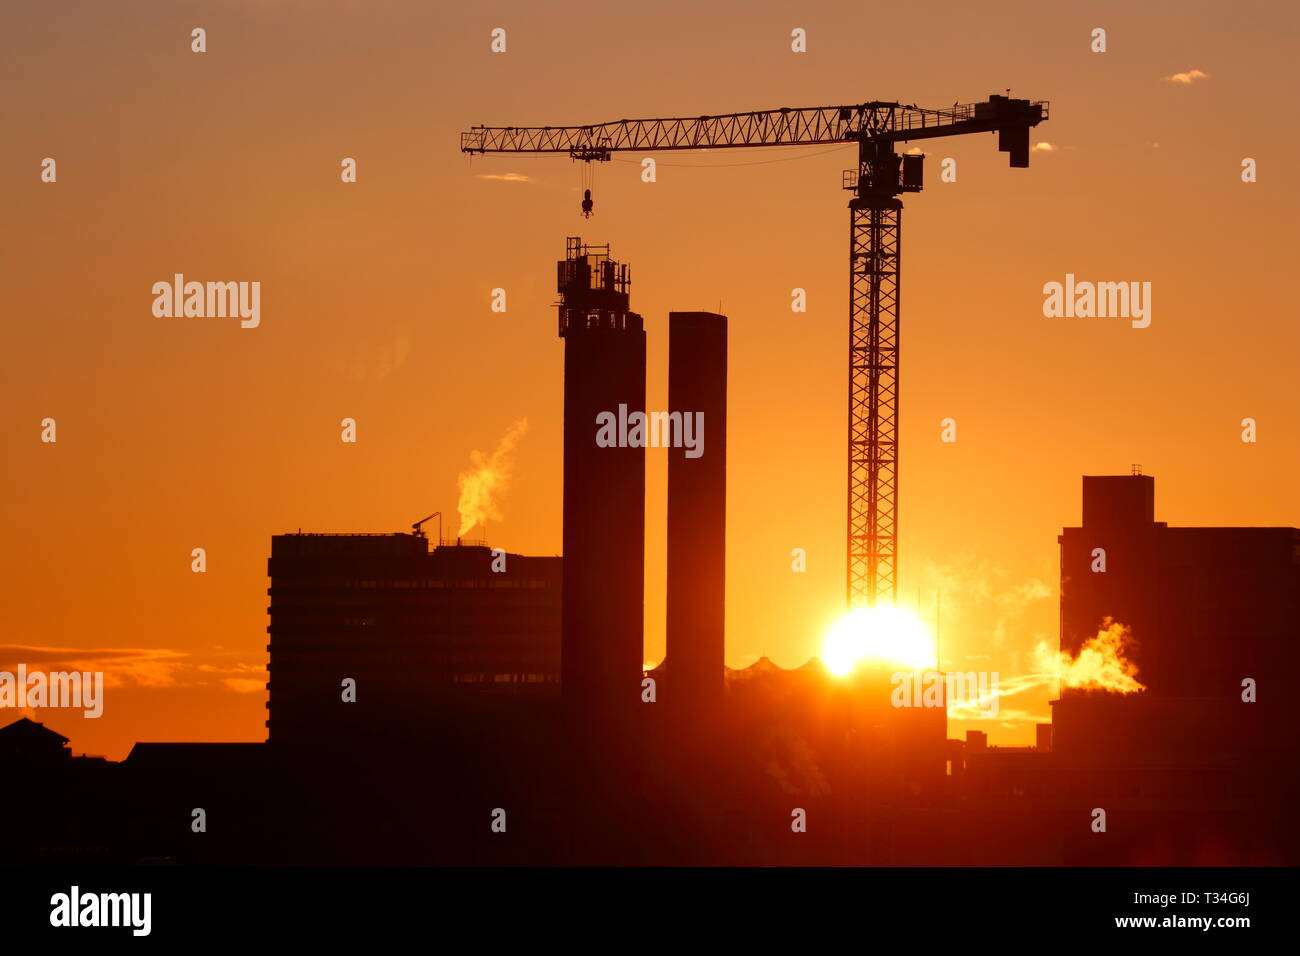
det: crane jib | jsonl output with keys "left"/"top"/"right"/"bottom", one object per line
{"left": 459, "top": 92, "right": 1048, "bottom": 609}
{"left": 459, "top": 96, "right": 1046, "bottom": 156}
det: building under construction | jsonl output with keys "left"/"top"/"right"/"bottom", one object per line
{"left": 556, "top": 237, "right": 646, "bottom": 721}
{"left": 462, "top": 94, "right": 1048, "bottom": 612}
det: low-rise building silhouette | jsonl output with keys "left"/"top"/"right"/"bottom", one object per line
{"left": 0, "top": 717, "right": 70, "bottom": 763}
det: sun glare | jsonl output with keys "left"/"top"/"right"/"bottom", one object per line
{"left": 822, "top": 605, "right": 936, "bottom": 676}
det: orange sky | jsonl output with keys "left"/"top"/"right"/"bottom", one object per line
{"left": 3, "top": 0, "right": 1298, "bottom": 759}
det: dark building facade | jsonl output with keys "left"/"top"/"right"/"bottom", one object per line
{"left": 666, "top": 311, "right": 728, "bottom": 713}
{"left": 1050, "top": 476, "right": 1294, "bottom": 863}
{"left": 938, "top": 475, "right": 1300, "bottom": 865}
{"left": 556, "top": 237, "right": 646, "bottom": 719}
{"left": 266, "top": 533, "right": 561, "bottom": 745}
{"left": 1058, "top": 474, "right": 1300, "bottom": 704}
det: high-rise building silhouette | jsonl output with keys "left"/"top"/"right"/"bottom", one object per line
{"left": 666, "top": 311, "right": 727, "bottom": 713}
{"left": 556, "top": 237, "right": 646, "bottom": 719}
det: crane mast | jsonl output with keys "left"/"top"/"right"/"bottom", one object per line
{"left": 461, "top": 94, "right": 1047, "bottom": 610}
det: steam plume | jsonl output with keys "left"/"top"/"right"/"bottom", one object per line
{"left": 1035, "top": 618, "right": 1145, "bottom": 694}
{"left": 456, "top": 420, "right": 528, "bottom": 536}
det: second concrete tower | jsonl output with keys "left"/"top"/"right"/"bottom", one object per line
{"left": 666, "top": 311, "right": 727, "bottom": 713}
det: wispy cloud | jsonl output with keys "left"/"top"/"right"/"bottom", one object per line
{"left": 475, "top": 172, "right": 533, "bottom": 183}
{"left": 1164, "top": 69, "right": 1208, "bottom": 84}
{"left": 913, "top": 553, "right": 1056, "bottom": 657}
{"left": 1030, "top": 142, "right": 1057, "bottom": 153}
{"left": 0, "top": 645, "right": 265, "bottom": 695}
{"left": 336, "top": 323, "right": 413, "bottom": 384}
{"left": 946, "top": 671, "right": 1056, "bottom": 720}
{"left": 0, "top": 644, "right": 188, "bottom": 688}
{"left": 222, "top": 678, "right": 267, "bottom": 694}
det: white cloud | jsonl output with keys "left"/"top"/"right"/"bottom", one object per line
{"left": 0, "top": 645, "right": 264, "bottom": 694}
{"left": 222, "top": 678, "right": 267, "bottom": 694}
{"left": 475, "top": 172, "right": 533, "bottom": 183}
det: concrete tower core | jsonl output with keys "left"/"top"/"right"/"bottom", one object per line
{"left": 666, "top": 311, "right": 728, "bottom": 713}
{"left": 556, "top": 237, "right": 646, "bottom": 720}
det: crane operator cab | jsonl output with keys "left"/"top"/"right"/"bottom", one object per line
{"left": 581, "top": 189, "right": 594, "bottom": 218}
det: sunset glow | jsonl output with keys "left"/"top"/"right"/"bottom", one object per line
{"left": 822, "top": 605, "right": 936, "bottom": 676}
{"left": 4, "top": 1, "right": 1296, "bottom": 771}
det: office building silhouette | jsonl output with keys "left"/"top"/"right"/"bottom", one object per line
{"left": 266, "top": 532, "right": 560, "bottom": 745}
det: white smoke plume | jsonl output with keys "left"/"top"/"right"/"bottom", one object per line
{"left": 456, "top": 420, "right": 528, "bottom": 537}
{"left": 1032, "top": 618, "right": 1146, "bottom": 694}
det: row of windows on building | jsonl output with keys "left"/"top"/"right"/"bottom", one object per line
{"left": 335, "top": 578, "right": 554, "bottom": 590}
{"left": 452, "top": 673, "right": 556, "bottom": 684}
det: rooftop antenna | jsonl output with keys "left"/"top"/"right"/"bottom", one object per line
{"left": 1131, "top": 463, "right": 1142, "bottom": 475}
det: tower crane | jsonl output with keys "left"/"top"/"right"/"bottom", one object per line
{"left": 460, "top": 94, "right": 1047, "bottom": 609}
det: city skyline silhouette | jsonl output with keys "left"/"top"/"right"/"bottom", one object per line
{"left": 3, "top": 1, "right": 1298, "bottom": 881}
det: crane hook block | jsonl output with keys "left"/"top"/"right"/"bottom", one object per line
{"left": 581, "top": 189, "right": 594, "bottom": 218}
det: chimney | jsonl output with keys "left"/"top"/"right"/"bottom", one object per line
{"left": 666, "top": 311, "right": 728, "bottom": 714}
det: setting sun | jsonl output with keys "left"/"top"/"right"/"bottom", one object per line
{"left": 822, "top": 606, "right": 937, "bottom": 676}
